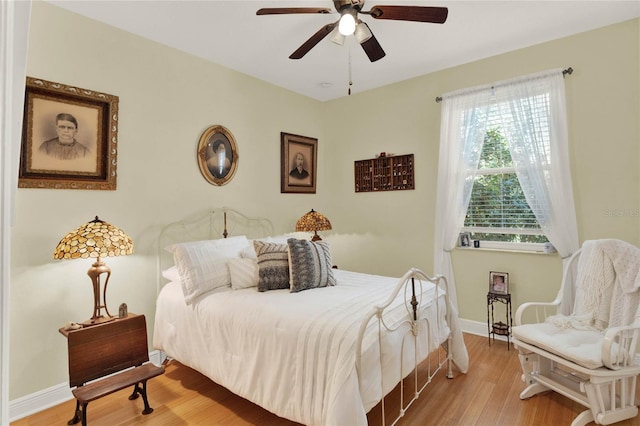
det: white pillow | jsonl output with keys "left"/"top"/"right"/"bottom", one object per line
{"left": 243, "top": 233, "right": 307, "bottom": 258}
{"left": 228, "top": 258, "right": 259, "bottom": 289}
{"left": 161, "top": 266, "right": 181, "bottom": 283}
{"left": 240, "top": 245, "right": 257, "bottom": 259}
{"left": 168, "top": 236, "right": 250, "bottom": 304}
{"left": 256, "top": 232, "right": 310, "bottom": 245}
{"left": 164, "top": 235, "right": 250, "bottom": 256}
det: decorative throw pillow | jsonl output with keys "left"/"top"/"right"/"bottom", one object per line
{"left": 287, "top": 238, "right": 336, "bottom": 293}
{"left": 228, "top": 258, "right": 259, "bottom": 290}
{"left": 254, "top": 240, "right": 290, "bottom": 292}
{"left": 169, "top": 236, "right": 250, "bottom": 304}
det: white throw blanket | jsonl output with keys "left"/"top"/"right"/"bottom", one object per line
{"left": 548, "top": 239, "right": 640, "bottom": 331}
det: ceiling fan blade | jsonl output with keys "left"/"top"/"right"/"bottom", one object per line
{"left": 360, "top": 31, "right": 386, "bottom": 62}
{"left": 368, "top": 6, "right": 448, "bottom": 23}
{"left": 290, "top": 23, "right": 337, "bottom": 60}
{"left": 257, "top": 8, "right": 332, "bottom": 15}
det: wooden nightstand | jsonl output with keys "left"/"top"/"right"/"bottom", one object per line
{"left": 59, "top": 313, "right": 164, "bottom": 425}
{"left": 58, "top": 313, "right": 130, "bottom": 337}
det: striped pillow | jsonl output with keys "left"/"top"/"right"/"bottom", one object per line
{"left": 227, "top": 258, "right": 259, "bottom": 290}
{"left": 254, "top": 240, "right": 290, "bottom": 291}
{"left": 169, "top": 236, "right": 250, "bottom": 304}
{"left": 287, "top": 238, "right": 336, "bottom": 293}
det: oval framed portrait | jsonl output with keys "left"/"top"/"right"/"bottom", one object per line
{"left": 197, "top": 125, "right": 239, "bottom": 186}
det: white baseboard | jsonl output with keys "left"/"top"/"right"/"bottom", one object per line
{"left": 459, "top": 318, "right": 488, "bottom": 337}
{"left": 459, "top": 318, "right": 510, "bottom": 342}
{"left": 9, "top": 350, "right": 163, "bottom": 422}
{"left": 9, "top": 382, "right": 73, "bottom": 422}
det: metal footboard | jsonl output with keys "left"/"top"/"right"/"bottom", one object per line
{"left": 355, "top": 267, "right": 454, "bottom": 426}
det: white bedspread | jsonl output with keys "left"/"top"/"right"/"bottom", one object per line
{"left": 153, "top": 269, "right": 468, "bottom": 425}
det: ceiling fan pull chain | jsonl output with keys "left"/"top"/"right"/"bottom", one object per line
{"left": 348, "top": 48, "right": 353, "bottom": 95}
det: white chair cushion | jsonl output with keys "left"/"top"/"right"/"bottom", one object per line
{"left": 513, "top": 323, "right": 604, "bottom": 369}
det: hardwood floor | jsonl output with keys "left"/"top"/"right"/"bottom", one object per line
{"left": 12, "top": 333, "right": 640, "bottom": 425}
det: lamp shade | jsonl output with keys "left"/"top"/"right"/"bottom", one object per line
{"left": 296, "top": 209, "right": 332, "bottom": 241}
{"left": 354, "top": 21, "right": 372, "bottom": 44}
{"left": 53, "top": 216, "right": 133, "bottom": 260}
{"left": 53, "top": 216, "right": 133, "bottom": 327}
{"left": 330, "top": 27, "right": 345, "bottom": 45}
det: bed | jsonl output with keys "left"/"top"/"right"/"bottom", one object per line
{"left": 153, "top": 208, "right": 469, "bottom": 425}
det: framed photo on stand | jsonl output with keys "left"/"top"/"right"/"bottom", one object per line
{"left": 489, "top": 271, "right": 509, "bottom": 295}
{"left": 459, "top": 232, "right": 471, "bottom": 247}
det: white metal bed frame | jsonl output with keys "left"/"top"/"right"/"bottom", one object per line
{"left": 356, "top": 267, "right": 454, "bottom": 425}
{"left": 157, "top": 207, "right": 458, "bottom": 425}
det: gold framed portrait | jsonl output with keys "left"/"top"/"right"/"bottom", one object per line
{"left": 18, "top": 77, "right": 119, "bottom": 190}
{"left": 281, "top": 132, "right": 317, "bottom": 194}
{"left": 197, "top": 125, "right": 239, "bottom": 186}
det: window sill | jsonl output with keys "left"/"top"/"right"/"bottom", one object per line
{"left": 455, "top": 246, "right": 557, "bottom": 255}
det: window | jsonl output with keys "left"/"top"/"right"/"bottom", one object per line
{"left": 437, "top": 69, "right": 577, "bottom": 293}
{"left": 462, "top": 107, "right": 548, "bottom": 249}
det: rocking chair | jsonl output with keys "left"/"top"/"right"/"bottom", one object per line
{"left": 512, "top": 239, "right": 640, "bottom": 426}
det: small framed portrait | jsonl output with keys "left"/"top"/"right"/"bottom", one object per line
{"left": 197, "top": 125, "right": 239, "bottom": 186}
{"left": 489, "top": 271, "right": 509, "bottom": 295}
{"left": 18, "top": 77, "right": 119, "bottom": 190}
{"left": 459, "top": 232, "right": 471, "bottom": 247}
{"left": 281, "top": 132, "right": 317, "bottom": 194}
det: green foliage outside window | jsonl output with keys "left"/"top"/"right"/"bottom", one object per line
{"left": 464, "top": 128, "right": 548, "bottom": 244}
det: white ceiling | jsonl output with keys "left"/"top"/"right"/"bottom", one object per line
{"left": 47, "top": 0, "right": 640, "bottom": 102}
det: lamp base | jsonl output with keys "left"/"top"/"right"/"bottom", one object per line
{"left": 86, "top": 259, "right": 114, "bottom": 327}
{"left": 81, "top": 315, "right": 116, "bottom": 328}
{"left": 311, "top": 231, "right": 322, "bottom": 241}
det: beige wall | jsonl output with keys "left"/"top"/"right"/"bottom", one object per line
{"left": 10, "top": 2, "right": 639, "bottom": 401}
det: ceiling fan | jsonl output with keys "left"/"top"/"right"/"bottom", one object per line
{"left": 256, "top": 0, "right": 448, "bottom": 62}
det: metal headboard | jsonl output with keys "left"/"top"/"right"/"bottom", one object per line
{"left": 157, "top": 207, "right": 273, "bottom": 293}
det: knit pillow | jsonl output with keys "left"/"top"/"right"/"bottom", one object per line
{"left": 254, "top": 240, "right": 290, "bottom": 291}
{"left": 287, "top": 238, "right": 336, "bottom": 293}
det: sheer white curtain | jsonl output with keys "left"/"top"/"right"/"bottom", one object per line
{"left": 498, "top": 70, "right": 580, "bottom": 315}
{"left": 498, "top": 70, "right": 580, "bottom": 259}
{"left": 433, "top": 89, "right": 491, "bottom": 309}
{"left": 434, "top": 69, "right": 579, "bottom": 310}
{"left": 1, "top": 1, "right": 32, "bottom": 423}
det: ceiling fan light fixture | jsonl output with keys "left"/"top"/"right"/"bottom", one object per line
{"left": 354, "top": 21, "right": 372, "bottom": 44}
{"left": 256, "top": 4, "right": 449, "bottom": 63}
{"left": 338, "top": 11, "right": 356, "bottom": 36}
{"left": 330, "top": 27, "right": 345, "bottom": 45}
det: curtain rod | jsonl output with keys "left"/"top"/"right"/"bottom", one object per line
{"left": 434, "top": 67, "right": 573, "bottom": 103}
